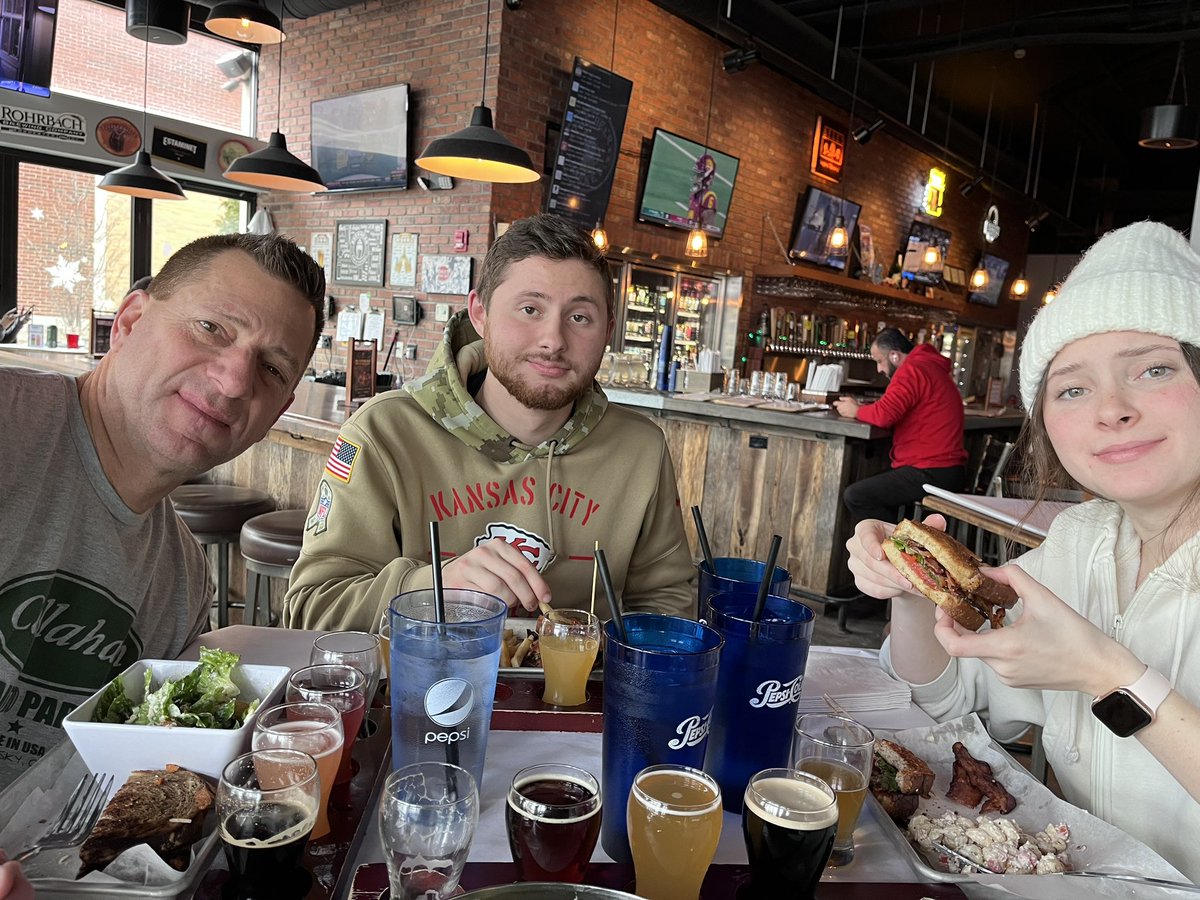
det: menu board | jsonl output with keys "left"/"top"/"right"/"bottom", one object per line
{"left": 346, "top": 339, "right": 377, "bottom": 408}
{"left": 335, "top": 219, "right": 387, "bottom": 286}
{"left": 544, "top": 57, "right": 632, "bottom": 229}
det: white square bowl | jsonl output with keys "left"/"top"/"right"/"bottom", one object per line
{"left": 62, "top": 658, "right": 290, "bottom": 783}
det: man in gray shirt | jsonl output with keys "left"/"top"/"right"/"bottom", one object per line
{"left": 0, "top": 233, "right": 325, "bottom": 790}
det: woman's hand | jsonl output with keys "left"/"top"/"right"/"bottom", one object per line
{"left": 0, "top": 852, "right": 33, "bottom": 900}
{"left": 846, "top": 513, "right": 954, "bottom": 601}
{"left": 931, "top": 563, "right": 1143, "bottom": 695}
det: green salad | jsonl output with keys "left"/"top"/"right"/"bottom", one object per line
{"left": 92, "top": 647, "right": 259, "bottom": 729}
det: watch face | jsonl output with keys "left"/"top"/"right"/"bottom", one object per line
{"left": 1092, "top": 690, "right": 1153, "bottom": 738}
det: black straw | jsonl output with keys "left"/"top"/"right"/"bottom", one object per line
{"left": 430, "top": 521, "right": 447, "bottom": 636}
{"left": 751, "top": 534, "right": 783, "bottom": 627}
{"left": 691, "top": 505, "right": 715, "bottom": 574}
{"left": 595, "top": 549, "right": 627, "bottom": 644}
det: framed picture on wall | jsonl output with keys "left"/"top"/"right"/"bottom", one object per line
{"left": 334, "top": 219, "right": 387, "bottom": 286}
{"left": 420, "top": 255, "right": 472, "bottom": 295}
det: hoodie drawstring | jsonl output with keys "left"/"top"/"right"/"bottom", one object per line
{"left": 543, "top": 440, "right": 559, "bottom": 572}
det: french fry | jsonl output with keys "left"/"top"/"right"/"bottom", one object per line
{"left": 511, "top": 633, "right": 535, "bottom": 668}
{"left": 499, "top": 634, "right": 513, "bottom": 668}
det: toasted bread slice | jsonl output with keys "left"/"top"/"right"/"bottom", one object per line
{"left": 892, "top": 519, "right": 984, "bottom": 593}
{"left": 883, "top": 537, "right": 988, "bottom": 631}
{"left": 875, "top": 739, "right": 935, "bottom": 797}
{"left": 971, "top": 575, "right": 1019, "bottom": 610}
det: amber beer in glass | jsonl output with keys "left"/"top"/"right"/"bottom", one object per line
{"left": 741, "top": 769, "right": 838, "bottom": 899}
{"left": 252, "top": 702, "right": 343, "bottom": 840}
{"left": 506, "top": 763, "right": 602, "bottom": 883}
{"left": 627, "top": 764, "right": 722, "bottom": 900}
{"left": 790, "top": 713, "right": 874, "bottom": 866}
{"left": 537, "top": 608, "right": 600, "bottom": 706}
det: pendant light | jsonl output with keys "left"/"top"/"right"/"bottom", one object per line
{"left": 1138, "top": 43, "right": 1197, "bottom": 149}
{"left": 685, "top": 48, "right": 720, "bottom": 259}
{"left": 591, "top": 221, "right": 609, "bottom": 251}
{"left": 99, "top": 34, "right": 184, "bottom": 200}
{"left": 225, "top": 34, "right": 327, "bottom": 193}
{"left": 831, "top": 0, "right": 870, "bottom": 265}
{"left": 1042, "top": 288, "right": 1057, "bottom": 305}
{"left": 590, "top": 0, "right": 619, "bottom": 250}
{"left": 205, "top": 1, "right": 284, "bottom": 45}
{"left": 969, "top": 261, "right": 989, "bottom": 290}
{"left": 1010, "top": 273, "right": 1029, "bottom": 299}
{"left": 828, "top": 214, "right": 849, "bottom": 256}
{"left": 923, "top": 244, "right": 941, "bottom": 267}
{"left": 415, "top": 0, "right": 538, "bottom": 184}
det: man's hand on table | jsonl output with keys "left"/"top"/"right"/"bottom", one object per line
{"left": 833, "top": 396, "right": 860, "bottom": 418}
{"left": 0, "top": 853, "right": 33, "bottom": 900}
{"left": 441, "top": 537, "right": 551, "bottom": 614}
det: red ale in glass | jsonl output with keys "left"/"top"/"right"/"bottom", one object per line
{"left": 506, "top": 765, "right": 602, "bottom": 883}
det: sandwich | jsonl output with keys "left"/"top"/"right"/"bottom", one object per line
{"left": 882, "top": 519, "right": 1019, "bottom": 631}
{"left": 78, "top": 765, "right": 214, "bottom": 877}
{"left": 870, "top": 739, "right": 935, "bottom": 824}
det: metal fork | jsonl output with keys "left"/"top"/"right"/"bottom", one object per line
{"left": 13, "top": 772, "right": 113, "bottom": 863}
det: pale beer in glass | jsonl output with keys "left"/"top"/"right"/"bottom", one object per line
{"left": 537, "top": 608, "right": 600, "bottom": 707}
{"left": 627, "top": 764, "right": 722, "bottom": 900}
{"left": 790, "top": 713, "right": 874, "bottom": 866}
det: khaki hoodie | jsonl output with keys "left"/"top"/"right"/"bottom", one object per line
{"left": 284, "top": 312, "right": 696, "bottom": 632}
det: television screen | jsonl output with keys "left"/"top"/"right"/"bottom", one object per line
{"left": 968, "top": 253, "right": 1010, "bottom": 307}
{"left": 637, "top": 128, "right": 740, "bottom": 239}
{"left": 311, "top": 83, "right": 409, "bottom": 192}
{"left": 901, "top": 220, "right": 952, "bottom": 286}
{"left": 0, "top": 1, "right": 59, "bottom": 97}
{"left": 787, "top": 186, "right": 862, "bottom": 271}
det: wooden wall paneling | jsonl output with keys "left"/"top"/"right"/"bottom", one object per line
{"left": 658, "top": 417, "right": 712, "bottom": 560}
{"left": 700, "top": 425, "right": 744, "bottom": 559}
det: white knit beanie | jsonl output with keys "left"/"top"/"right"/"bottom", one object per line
{"left": 1019, "top": 221, "right": 1200, "bottom": 411}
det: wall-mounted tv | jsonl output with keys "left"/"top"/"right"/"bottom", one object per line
{"left": 0, "top": 1, "right": 59, "bottom": 97}
{"left": 968, "top": 253, "right": 1010, "bottom": 307}
{"left": 637, "top": 128, "right": 740, "bottom": 239}
{"left": 311, "top": 83, "right": 409, "bottom": 193}
{"left": 900, "top": 220, "right": 952, "bottom": 286}
{"left": 787, "top": 186, "right": 862, "bottom": 272}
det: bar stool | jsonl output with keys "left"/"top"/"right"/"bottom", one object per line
{"left": 171, "top": 485, "right": 275, "bottom": 628}
{"left": 240, "top": 509, "right": 307, "bottom": 627}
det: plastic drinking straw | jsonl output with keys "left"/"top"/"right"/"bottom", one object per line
{"left": 590, "top": 540, "right": 599, "bottom": 617}
{"left": 691, "top": 505, "right": 716, "bottom": 573}
{"left": 595, "top": 548, "right": 627, "bottom": 643}
{"left": 750, "top": 534, "right": 783, "bottom": 632}
{"left": 427, "top": 520, "right": 458, "bottom": 771}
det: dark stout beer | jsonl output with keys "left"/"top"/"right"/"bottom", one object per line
{"left": 741, "top": 771, "right": 837, "bottom": 899}
{"left": 221, "top": 801, "right": 314, "bottom": 897}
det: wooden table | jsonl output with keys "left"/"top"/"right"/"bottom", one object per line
{"left": 921, "top": 487, "right": 1078, "bottom": 550}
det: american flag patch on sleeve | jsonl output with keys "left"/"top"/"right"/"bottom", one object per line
{"left": 325, "top": 436, "right": 361, "bottom": 482}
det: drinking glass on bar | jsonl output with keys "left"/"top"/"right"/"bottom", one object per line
{"left": 252, "top": 701, "right": 343, "bottom": 841}
{"left": 741, "top": 768, "right": 838, "bottom": 899}
{"left": 627, "top": 763, "right": 722, "bottom": 900}
{"left": 286, "top": 663, "right": 366, "bottom": 785}
{"left": 790, "top": 712, "right": 874, "bottom": 867}
{"left": 217, "top": 748, "right": 320, "bottom": 900}
{"left": 536, "top": 608, "right": 600, "bottom": 707}
{"left": 379, "top": 761, "right": 479, "bottom": 900}
{"left": 378, "top": 609, "right": 392, "bottom": 683}
{"left": 310, "top": 630, "right": 382, "bottom": 713}
{"left": 506, "top": 763, "right": 601, "bottom": 883}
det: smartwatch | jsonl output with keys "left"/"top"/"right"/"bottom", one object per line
{"left": 1091, "top": 665, "right": 1172, "bottom": 738}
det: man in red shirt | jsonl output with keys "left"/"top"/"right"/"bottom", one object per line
{"left": 833, "top": 328, "right": 967, "bottom": 525}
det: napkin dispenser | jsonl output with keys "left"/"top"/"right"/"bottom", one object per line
{"left": 680, "top": 371, "right": 724, "bottom": 392}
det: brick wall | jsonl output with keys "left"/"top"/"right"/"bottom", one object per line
{"left": 263, "top": 0, "right": 1027, "bottom": 376}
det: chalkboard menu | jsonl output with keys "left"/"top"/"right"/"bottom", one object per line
{"left": 335, "top": 219, "right": 387, "bottom": 286}
{"left": 544, "top": 58, "right": 632, "bottom": 229}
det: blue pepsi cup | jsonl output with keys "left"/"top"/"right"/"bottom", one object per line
{"left": 600, "top": 614, "right": 724, "bottom": 863}
{"left": 702, "top": 591, "right": 814, "bottom": 813}
{"left": 389, "top": 590, "right": 507, "bottom": 794}
{"left": 697, "top": 558, "right": 791, "bottom": 610}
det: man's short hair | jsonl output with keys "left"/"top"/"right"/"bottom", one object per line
{"left": 476, "top": 214, "right": 614, "bottom": 319}
{"left": 130, "top": 275, "right": 153, "bottom": 293}
{"left": 149, "top": 233, "right": 326, "bottom": 357}
{"left": 872, "top": 327, "right": 913, "bottom": 355}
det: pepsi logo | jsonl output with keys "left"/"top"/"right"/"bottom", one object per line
{"left": 424, "top": 678, "right": 474, "bottom": 727}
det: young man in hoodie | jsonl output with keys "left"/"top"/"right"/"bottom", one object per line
{"left": 285, "top": 214, "right": 695, "bottom": 632}
{"left": 833, "top": 328, "right": 967, "bottom": 525}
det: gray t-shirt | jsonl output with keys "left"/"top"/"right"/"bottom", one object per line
{"left": 0, "top": 367, "right": 210, "bottom": 787}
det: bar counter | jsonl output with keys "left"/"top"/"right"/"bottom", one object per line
{"left": 1, "top": 348, "right": 1021, "bottom": 600}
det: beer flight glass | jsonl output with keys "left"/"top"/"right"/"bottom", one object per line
{"left": 627, "top": 763, "right": 723, "bottom": 900}
{"left": 252, "top": 701, "right": 343, "bottom": 840}
{"left": 505, "top": 763, "right": 602, "bottom": 883}
{"left": 741, "top": 769, "right": 838, "bottom": 899}
{"left": 286, "top": 663, "right": 366, "bottom": 785}
{"left": 217, "top": 748, "right": 320, "bottom": 900}
{"left": 379, "top": 761, "right": 479, "bottom": 900}
{"left": 310, "top": 630, "right": 382, "bottom": 718}
{"left": 536, "top": 608, "right": 600, "bottom": 706}
{"left": 790, "top": 713, "right": 875, "bottom": 866}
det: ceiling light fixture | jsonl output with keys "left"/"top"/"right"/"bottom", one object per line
{"left": 1139, "top": 43, "right": 1197, "bottom": 149}
{"left": 851, "top": 118, "right": 885, "bottom": 144}
{"left": 959, "top": 173, "right": 984, "bottom": 197}
{"left": 205, "top": 0, "right": 284, "bottom": 44}
{"left": 590, "top": 0, "right": 619, "bottom": 254}
{"left": 685, "top": 49, "right": 720, "bottom": 259}
{"left": 969, "top": 261, "right": 989, "bottom": 290}
{"left": 1010, "top": 272, "right": 1029, "bottom": 299}
{"left": 415, "top": 0, "right": 538, "bottom": 183}
{"left": 591, "top": 220, "right": 609, "bottom": 251}
{"left": 1025, "top": 210, "right": 1049, "bottom": 231}
{"left": 99, "top": 31, "right": 184, "bottom": 200}
{"left": 722, "top": 48, "right": 758, "bottom": 74}
{"left": 224, "top": 33, "right": 327, "bottom": 193}
{"left": 1042, "top": 287, "right": 1057, "bottom": 305}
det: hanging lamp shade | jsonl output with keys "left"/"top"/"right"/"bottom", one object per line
{"left": 684, "top": 226, "right": 709, "bottom": 258}
{"left": 205, "top": 1, "right": 285, "bottom": 44}
{"left": 1042, "top": 288, "right": 1057, "bottom": 305}
{"left": 969, "top": 264, "right": 989, "bottom": 290}
{"left": 828, "top": 215, "right": 848, "bottom": 255}
{"left": 415, "top": 105, "right": 539, "bottom": 184}
{"left": 1010, "top": 273, "right": 1029, "bottom": 299}
{"left": 591, "top": 221, "right": 609, "bottom": 251}
{"left": 99, "top": 151, "right": 186, "bottom": 200}
{"left": 224, "top": 132, "right": 327, "bottom": 193}
{"left": 1138, "top": 104, "right": 1198, "bottom": 149}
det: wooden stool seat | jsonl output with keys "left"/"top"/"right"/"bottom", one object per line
{"left": 241, "top": 509, "right": 306, "bottom": 626}
{"left": 171, "top": 485, "right": 274, "bottom": 628}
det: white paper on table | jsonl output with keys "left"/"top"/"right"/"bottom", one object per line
{"left": 335, "top": 309, "right": 362, "bottom": 342}
{"left": 797, "top": 649, "right": 912, "bottom": 712}
{"left": 885, "top": 714, "right": 1187, "bottom": 889}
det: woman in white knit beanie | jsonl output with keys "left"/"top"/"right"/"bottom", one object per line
{"left": 846, "top": 221, "right": 1200, "bottom": 881}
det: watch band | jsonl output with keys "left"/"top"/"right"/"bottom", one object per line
{"left": 1120, "top": 665, "right": 1172, "bottom": 721}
